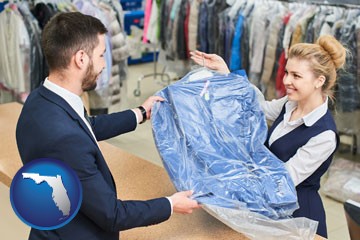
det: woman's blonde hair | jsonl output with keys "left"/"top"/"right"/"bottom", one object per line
{"left": 288, "top": 35, "right": 347, "bottom": 98}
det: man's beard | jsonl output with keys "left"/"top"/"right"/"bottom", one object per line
{"left": 82, "top": 60, "right": 100, "bottom": 92}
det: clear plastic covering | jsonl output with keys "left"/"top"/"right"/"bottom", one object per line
{"left": 322, "top": 157, "right": 360, "bottom": 203}
{"left": 151, "top": 68, "right": 318, "bottom": 239}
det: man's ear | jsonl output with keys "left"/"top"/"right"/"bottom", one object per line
{"left": 74, "top": 50, "right": 88, "bottom": 69}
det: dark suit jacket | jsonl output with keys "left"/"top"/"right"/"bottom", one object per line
{"left": 16, "top": 85, "right": 171, "bottom": 240}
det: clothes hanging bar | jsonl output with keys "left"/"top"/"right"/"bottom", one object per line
{"left": 279, "top": 0, "right": 360, "bottom": 9}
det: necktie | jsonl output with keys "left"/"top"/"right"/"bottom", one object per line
{"left": 84, "top": 107, "right": 91, "bottom": 125}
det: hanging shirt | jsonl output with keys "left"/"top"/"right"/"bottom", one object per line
{"left": 152, "top": 69, "right": 298, "bottom": 219}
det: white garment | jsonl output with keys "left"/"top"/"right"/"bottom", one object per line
{"left": 249, "top": 3, "right": 272, "bottom": 75}
{"left": 146, "top": 0, "right": 159, "bottom": 44}
{"left": 282, "top": 4, "right": 307, "bottom": 58}
{"left": 188, "top": 0, "right": 199, "bottom": 51}
{"left": 0, "top": 8, "right": 30, "bottom": 94}
{"left": 254, "top": 86, "right": 337, "bottom": 186}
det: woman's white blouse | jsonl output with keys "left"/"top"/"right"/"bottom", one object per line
{"left": 253, "top": 86, "right": 337, "bottom": 186}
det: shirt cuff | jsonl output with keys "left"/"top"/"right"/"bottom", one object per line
{"left": 131, "top": 109, "right": 140, "bottom": 125}
{"left": 165, "top": 197, "right": 173, "bottom": 215}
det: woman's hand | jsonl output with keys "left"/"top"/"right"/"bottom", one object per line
{"left": 190, "top": 50, "right": 230, "bottom": 74}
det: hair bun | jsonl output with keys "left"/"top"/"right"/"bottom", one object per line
{"left": 317, "top": 35, "right": 346, "bottom": 69}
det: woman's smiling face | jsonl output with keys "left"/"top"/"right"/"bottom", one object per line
{"left": 283, "top": 57, "right": 323, "bottom": 103}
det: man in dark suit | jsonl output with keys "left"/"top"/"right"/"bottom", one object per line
{"left": 16, "top": 12, "right": 199, "bottom": 240}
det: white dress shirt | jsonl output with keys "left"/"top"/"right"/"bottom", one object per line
{"left": 253, "top": 86, "right": 337, "bottom": 186}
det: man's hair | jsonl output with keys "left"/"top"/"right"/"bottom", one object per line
{"left": 41, "top": 12, "right": 108, "bottom": 71}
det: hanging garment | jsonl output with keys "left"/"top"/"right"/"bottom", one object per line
{"left": 142, "top": 0, "right": 153, "bottom": 43}
{"left": 275, "top": 51, "right": 287, "bottom": 98}
{"left": 146, "top": 0, "right": 159, "bottom": 44}
{"left": 248, "top": 3, "right": 272, "bottom": 87}
{"left": 337, "top": 10, "right": 360, "bottom": 112}
{"left": 260, "top": 3, "right": 285, "bottom": 86}
{"left": 290, "top": 6, "right": 316, "bottom": 46}
{"left": 197, "top": 1, "right": 208, "bottom": 53}
{"left": 217, "top": 9, "right": 228, "bottom": 58}
{"left": 170, "top": 0, "right": 181, "bottom": 58}
{"left": 74, "top": 0, "right": 124, "bottom": 113}
{"left": 275, "top": 13, "right": 292, "bottom": 98}
{"left": 176, "top": 0, "right": 188, "bottom": 59}
{"left": 183, "top": 0, "right": 190, "bottom": 59}
{"left": 18, "top": 2, "right": 44, "bottom": 91}
{"left": 187, "top": 0, "right": 199, "bottom": 51}
{"left": 357, "top": 28, "right": 360, "bottom": 89}
{"left": 152, "top": 68, "right": 298, "bottom": 219}
{"left": 229, "top": 14, "right": 244, "bottom": 71}
{"left": 160, "top": 0, "right": 172, "bottom": 50}
{"left": 207, "top": 0, "right": 228, "bottom": 53}
{"left": 30, "top": 2, "right": 56, "bottom": 29}
{"left": 0, "top": 6, "right": 31, "bottom": 101}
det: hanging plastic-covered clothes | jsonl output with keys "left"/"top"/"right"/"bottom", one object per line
{"left": 151, "top": 68, "right": 318, "bottom": 239}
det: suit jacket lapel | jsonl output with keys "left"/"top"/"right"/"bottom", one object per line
{"left": 38, "top": 85, "right": 99, "bottom": 146}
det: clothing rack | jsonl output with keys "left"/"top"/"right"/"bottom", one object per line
{"left": 0, "top": 0, "right": 129, "bottom": 111}
{"left": 133, "top": 43, "right": 170, "bottom": 97}
{"left": 131, "top": 0, "right": 172, "bottom": 97}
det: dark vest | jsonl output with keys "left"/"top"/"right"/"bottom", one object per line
{"left": 265, "top": 104, "right": 339, "bottom": 238}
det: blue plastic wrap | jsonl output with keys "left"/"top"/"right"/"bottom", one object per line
{"left": 152, "top": 68, "right": 298, "bottom": 219}
{"left": 151, "top": 68, "right": 318, "bottom": 239}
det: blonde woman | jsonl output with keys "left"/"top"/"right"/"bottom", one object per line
{"left": 191, "top": 35, "right": 347, "bottom": 238}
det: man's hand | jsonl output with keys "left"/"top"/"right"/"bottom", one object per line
{"left": 190, "top": 50, "right": 230, "bottom": 74}
{"left": 170, "top": 190, "right": 200, "bottom": 214}
{"left": 141, "top": 96, "right": 164, "bottom": 119}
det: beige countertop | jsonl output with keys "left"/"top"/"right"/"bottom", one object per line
{"left": 0, "top": 102, "right": 324, "bottom": 240}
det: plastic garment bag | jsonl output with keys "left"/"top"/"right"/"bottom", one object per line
{"left": 152, "top": 68, "right": 318, "bottom": 239}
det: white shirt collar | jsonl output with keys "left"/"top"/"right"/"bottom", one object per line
{"left": 284, "top": 97, "right": 329, "bottom": 127}
{"left": 43, "top": 78, "right": 85, "bottom": 120}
